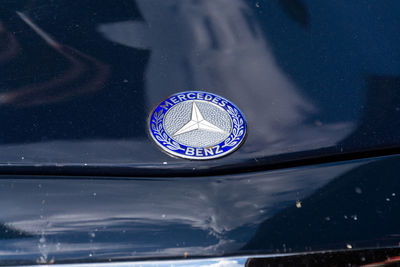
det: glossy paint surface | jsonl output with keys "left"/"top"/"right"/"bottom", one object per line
{"left": 1, "top": 155, "right": 400, "bottom": 264}
{"left": 0, "top": 1, "right": 399, "bottom": 171}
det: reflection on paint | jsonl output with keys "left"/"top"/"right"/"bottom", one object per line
{"left": 0, "top": 12, "right": 109, "bottom": 107}
{"left": 0, "top": 21, "right": 19, "bottom": 63}
{"left": 98, "top": 0, "right": 354, "bottom": 158}
{"left": 0, "top": 159, "right": 360, "bottom": 263}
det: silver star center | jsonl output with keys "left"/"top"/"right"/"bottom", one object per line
{"left": 173, "top": 101, "right": 227, "bottom": 136}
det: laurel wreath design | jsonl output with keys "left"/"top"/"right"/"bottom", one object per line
{"left": 151, "top": 110, "right": 184, "bottom": 151}
{"left": 222, "top": 106, "right": 245, "bottom": 148}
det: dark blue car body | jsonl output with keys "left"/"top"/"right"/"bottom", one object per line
{"left": 0, "top": 0, "right": 400, "bottom": 265}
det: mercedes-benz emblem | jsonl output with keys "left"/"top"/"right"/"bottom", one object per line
{"left": 149, "top": 91, "right": 247, "bottom": 160}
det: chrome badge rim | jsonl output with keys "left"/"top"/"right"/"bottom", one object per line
{"left": 149, "top": 91, "right": 247, "bottom": 160}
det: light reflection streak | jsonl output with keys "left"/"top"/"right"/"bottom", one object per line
{"left": 0, "top": 12, "right": 109, "bottom": 107}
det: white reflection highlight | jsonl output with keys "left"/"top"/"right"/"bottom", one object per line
{"left": 199, "top": 260, "right": 243, "bottom": 267}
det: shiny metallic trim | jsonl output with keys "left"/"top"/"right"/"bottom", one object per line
{"left": 25, "top": 254, "right": 294, "bottom": 267}
{"left": 21, "top": 247, "right": 400, "bottom": 267}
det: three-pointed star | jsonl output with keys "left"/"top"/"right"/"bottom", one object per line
{"left": 173, "top": 102, "right": 227, "bottom": 136}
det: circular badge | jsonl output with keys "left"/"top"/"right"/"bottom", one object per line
{"left": 149, "top": 91, "right": 247, "bottom": 160}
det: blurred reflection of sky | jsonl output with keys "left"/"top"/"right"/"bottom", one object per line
{"left": 98, "top": 0, "right": 354, "bottom": 158}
